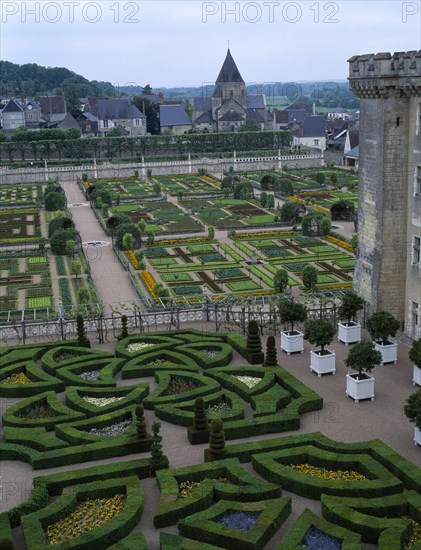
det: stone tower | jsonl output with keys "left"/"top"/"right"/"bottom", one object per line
{"left": 211, "top": 49, "right": 247, "bottom": 123}
{"left": 348, "top": 51, "right": 421, "bottom": 336}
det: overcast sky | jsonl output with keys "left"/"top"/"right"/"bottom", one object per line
{"left": 1, "top": 1, "right": 420, "bottom": 87}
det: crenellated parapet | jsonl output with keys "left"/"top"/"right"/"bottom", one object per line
{"left": 348, "top": 51, "right": 421, "bottom": 98}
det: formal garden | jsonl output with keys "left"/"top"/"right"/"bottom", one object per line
{"left": 0, "top": 326, "right": 420, "bottom": 549}
{"left": 124, "top": 231, "right": 353, "bottom": 304}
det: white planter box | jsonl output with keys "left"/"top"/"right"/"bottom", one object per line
{"left": 415, "top": 427, "right": 421, "bottom": 446}
{"left": 280, "top": 331, "right": 304, "bottom": 355}
{"left": 310, "top": 349, "right": 336, "bottom": 376}
{"left": 413, "top": 365, "right": 421, "bottom": 386}
{"left": 338, "top": 321, "right": 361, "bottom": 345}
{"left": 346, "top": 373, "right": 375, "bottom": 402}
{"left": 374, "top": 340, "right": 398, "bottom": 365}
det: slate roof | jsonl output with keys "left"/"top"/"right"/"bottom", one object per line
{"left": 193, "top": 110, "right": 213, "bottom": 124}
{"left": 302, "top": 116, "right": 326, "bottom": 137}
{"left": 39, "top": 94, "right": 66, "bottom": 115}
{"left": 159, "top": 104, "right": 191, "bottom": 126}
{"left": 344, "top": 145, "right": 359, "bottom": 158}
{"left": 286, "top": 109, "right": 307, "bottom": 123}
{"left": 82, "top": 111, "right": 97, "bottom": 122}
{"left": 2, "top": 99, "right": 23, "bottom": 113}
{"left": 91, "top": 99, "right": 145, "bottom": 120}
{"left": 215, "top": 49, "right": 244, "bottom": 83}
{"left": 246, "top": 108, "right": 265, "bottom": 123}
{"left": 219, "top": 109, "right": 245, "bottom": 122}
{"left": 193, "top": 96, "right": 212, "bottom": 110}
{"left": 58, "top": 113, "right": 80, "bottom": 130}
{"left": 246, "top": 95, "right": 265, "bottom": 109}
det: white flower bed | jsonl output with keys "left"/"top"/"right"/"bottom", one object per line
{"left": 126, "top": 342, "right": 155, "bottom": 353}
{"left": 79, "top": 370, "right": 100, "bottom": 381}
{"left": 82, "top": 396, "right": 124, "bottom": 407}
{"left": 233, "top": 375, "right": 262, "bottom": 388}
{"left": 84, "top": 419, "right": 131, "bottom": 437}
{"left": 200, "top": 349, "right": 219, "bottom": 358}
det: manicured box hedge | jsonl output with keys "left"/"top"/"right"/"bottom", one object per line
{"left": 177, "top": 497, "right": 291, "bottom": 550}
{"left": 65, "top": 384, "right": 149, "bottom": 416}
{"left": 252, "top": 445, "right": 403, "bottom": 500}
{"left": 278, "top": 508, "right": 361, "bottom": 549}
{"left": 22, "top": 476, "right": 144, "bottom": 550}
{"left": 115, "top": 335, "right": 185, "bottom": 359}
{"left": 0, "top": 359, "right": 65, "bottom": 397}
{"left": 122, "top": 350, "right": 199, "bottom": 379}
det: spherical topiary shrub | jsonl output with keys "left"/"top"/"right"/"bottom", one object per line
{"left": 44, "top": 191, "right": 67, "bottom": 211}
{"left": 50, "top": 228, "right": 80, "bottom": 255}
{"left": 48, "top": 216, "right": 75, "bottom": 238}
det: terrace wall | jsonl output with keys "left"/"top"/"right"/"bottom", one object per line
{"left": 0, "top": 155, "right": 323, "bottom": 185}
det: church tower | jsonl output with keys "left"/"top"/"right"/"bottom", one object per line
{"left": 212, "top": 49, "right": 247, "bottom": 128}
{"left": 348, "top": 51, "right": 421, "bottom": 336}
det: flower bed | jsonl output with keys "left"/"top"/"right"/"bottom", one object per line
{"left": 167, "top": 376, "right": 199, "bottom": 395}
{"left": 227, "top": 280, "right": 261, "bottom": 291}
{"left": 46, "top": 494, "right": 125, "bottom": 544}
{"left": 126, "top": 342, "right": 155, "bottom": 353}
{"left": 83, "top": 418, "right": 131, "bottom": 437}
{"left": 234, "top": 375, "right": 262, "bottom": 388}
{"left": 288, "top": 463, "right": 367, "bottom": 481}
{"left": 79, "top": 370, "right": 100, "bottom": 381}
{"left": 303, "top": 526, "right": 342, "bottom": 550}
{"left": 171, "top": 285, "right": 202, "bottom": 296}
{"left": 126, "top": 250, "right": 139, "bottom": 269}
{"left": 1, "top": 373, "right": 32, "bottom": 385}
{"left": 82, "top": 396, "right": 124, "bottom": 407}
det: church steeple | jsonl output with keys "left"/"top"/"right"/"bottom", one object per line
{"left": 215, "top": 49, "right": 244, "bottom": 83}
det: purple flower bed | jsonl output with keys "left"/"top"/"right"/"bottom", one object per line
{"left": 214, "top": 511, "right": 259, "bottom": 532}
{"left": 304, "top": 526, "right": 342, "bottom": 550}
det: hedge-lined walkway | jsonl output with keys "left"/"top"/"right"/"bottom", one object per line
{"left": 61, "top": 181, "right": 140, "bottom": 311}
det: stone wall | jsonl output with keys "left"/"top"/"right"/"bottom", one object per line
{"left": 0, "top": 154, "right": 323, "bottom": 185}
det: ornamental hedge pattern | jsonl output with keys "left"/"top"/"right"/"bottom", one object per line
{"left": 0, "top": 330, "right": 419, "bottom": 549}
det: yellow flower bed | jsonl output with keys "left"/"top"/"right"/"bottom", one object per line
{"left": 139, "top": 270, "right": 158, "bottom": 299}
{"left": 288, "top": 463, "right": 367, "bottom": 481}
{"left": 1, "top": 373, "right": 32, "bottom": 385}
{"left": 126, "top": 250, "right": 139, "bottom": 269}
{"left": 153, "top": 237, "right": 212, "bottom": 247}
{"left": 232, "top": 231, "right": 295, "bottom": 240}
{"left": 46, "top": 494, "right": 125, "bottom": 544}
{"left": 202, "top": 175, "right": 221, "bottom": 186}
{"left": 311, "top": 204, "right": 330, "bottom": 214}
{"left": 325, "top": 235, "right": 354, "bottom": 252}
{"left": 82, "top": 181, "right": 89, "bottom": 188}
{"left": 316, "top": 282, "right": 352, "bottom": 290}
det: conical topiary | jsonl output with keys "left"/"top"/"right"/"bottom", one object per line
{"left": 208, "top": 418, "right": 226, "bottom": 460}
{"left": 150, "top": 421, "right": 169, "bottom": 474}
{"left": 265, "top": 335, "right": 278, "bottom": 366}
{"left": 135, "top": 404, "right": 147, "bottom": 439}
{"left": 193, "top": 397, "right": 208, "bottom": 430}
{"left": 188, "top": 397, "right": 210, "bottom": 444}
{"left": 76, "top": 314, "right": 89, "bottom": 347}
{"left": 117, "top": 314, "right": 129, "bottom": 341}
{"left": 246, "top": 320, "right": 264, "bottom": 364}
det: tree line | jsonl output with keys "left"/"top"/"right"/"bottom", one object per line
{"left": 0, "top": 130, "right": 292, "bottom": 161}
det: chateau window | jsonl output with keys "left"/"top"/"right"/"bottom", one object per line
{"left": 416, "top": 166, "right": 421, "bottom": 196}
{"left": 413, "top": 236, "right": 421, "bottom": 265}
{"left": 103, "top": 120, "right": 109, "bottom": 128}
{"left": 135, "top": 119, "right": 141, "bottom": 126}
{"left": 313, "top": 139, "right": 319, "bottom": 146}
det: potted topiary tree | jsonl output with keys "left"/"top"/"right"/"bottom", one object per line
{"left": 367, "top": 311, "right": 400, "bottom": 365}
{"left": 337, "top": 291, "right": 364, "bottom": 345}
{"left": 279, "top": 298, "right": 307, "bottom": 355}
{"left": 345, "top": 341, "right": 382, "bottom": 402}
{"left": 304, "top": 319, "right": 337, "bottom": 376}
{"left": 409, "top": 338, "right": 421, "bottom": 386}
{"left": 404, "top": 390, "right": 421, "bottom": 445}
